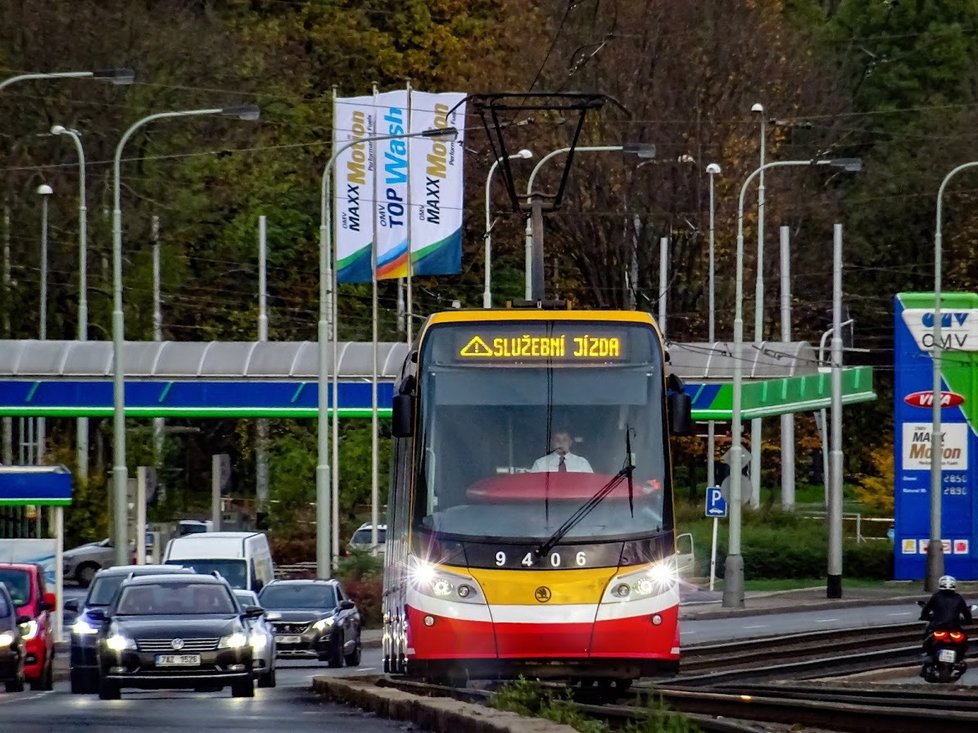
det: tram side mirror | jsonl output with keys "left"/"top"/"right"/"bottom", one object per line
{"left": 392, "top": 394, "right": 415, "bottom": 438}
{"left": 667, "top": 373, "right": 692, "bottom": 435}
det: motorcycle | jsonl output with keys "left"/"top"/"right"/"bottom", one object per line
{"left": 917, "top": 600, "right": 978, "bottom": 683}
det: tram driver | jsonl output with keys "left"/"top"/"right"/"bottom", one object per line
{"left": 530, "top": 429, "right": 593, "bottom": 473}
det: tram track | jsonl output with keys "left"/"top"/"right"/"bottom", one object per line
{"left": 372, "top": 624, "right": 978, "bottom": 733}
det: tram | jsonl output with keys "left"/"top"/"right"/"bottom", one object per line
{"left": 382, "top": 307, "right": 691, "bottom": 687}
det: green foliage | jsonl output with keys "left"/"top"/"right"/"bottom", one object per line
{"left": 490, "top": 678, "right": 608, "bottom": 733}
{"left": 490, "top": 679, "right": 701, "bottom": 733}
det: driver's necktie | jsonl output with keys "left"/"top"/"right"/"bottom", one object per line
{"left": 558, "top": 455, "right": 567, "bottom": 472}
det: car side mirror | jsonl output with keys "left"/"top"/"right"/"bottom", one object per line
{"left": 88, "top": 608, "right": 108, "bottom": 623}
{"left": 16, "top": 614, "right": 32, "bottom": 626}
{"left": 667, "top": 373, "right": 692, "bottom": 435}
{"left": 265, "top": 611, "right": 282, "bottom": 622}
{"left": 64, "top": 599, "right": 79, "bottom": 614}
{"left": 392, "top": 393, "right": 415, "bottom": 438}
{"left": 243, "top": 605, "right": 265, "bottom": 619}
{"left": 42, "top": 592, "right": 57, "bottom": 612}
{"left": 338, "top": 600, "right": 355, "bottom": 611}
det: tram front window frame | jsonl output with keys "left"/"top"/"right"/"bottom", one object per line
{"left": 412, "top": 322, "right": 672, "bottom": 544}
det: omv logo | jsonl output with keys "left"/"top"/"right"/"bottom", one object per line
{"left": 904, "top": 391, "right": 965, "bottom": 409}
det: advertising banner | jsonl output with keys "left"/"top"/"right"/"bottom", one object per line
{"left": 374, "top": 89, "right": 410, "bottom": 280}
{"left": 409, "top": 91, "right": 466, "bottom": 276}
{"left": 333, "top": 95, "right": 375, "bottom": 284}
{"left": 893, "top": 293, "right": 978, "bottom": 579}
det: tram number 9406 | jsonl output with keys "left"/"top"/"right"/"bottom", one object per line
{"left": 495, "top": 551, "right": 588, "bottom": 568}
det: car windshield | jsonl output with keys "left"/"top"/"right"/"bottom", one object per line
{"left": 116, "top": 582, "right": 236, "bottom": 615}
{"left": 87, "top": 575, "right": 127, "bottom": 606}
{"left": 259, "top": 584, "right": 336, "bottom": 610}
{"left": 351, "top": 528, "right": 386, "bottom": 545}
{"left": 0, "top": 591, "right": 9, "bottom": 617}
{"left": 164, "top": 559, "right": 247, "bottom": 589}
{"left": 234, "top": 590, "right": 259, "bottom": 607}
{"left": 0, "top": 569, "right": 30, "bottom": 606}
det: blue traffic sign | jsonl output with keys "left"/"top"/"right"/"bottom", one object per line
{"left": 705, "top": 486, "right": 727, "bottom": 518}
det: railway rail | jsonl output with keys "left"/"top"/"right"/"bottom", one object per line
{"left": 372, "top": 624, "right": 978, "bottom": 733}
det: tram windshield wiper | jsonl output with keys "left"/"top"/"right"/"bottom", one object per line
{"left": 534, "top": 428, "right": 635, "bottom": 559}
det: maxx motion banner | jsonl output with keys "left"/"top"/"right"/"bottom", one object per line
{"left": 893, "top": 292, "right": 978, "bottom": 580}
{"left": 333, "top": 95, "right": 376, "bottom": 284}
{"left": 333, "top": 90, "right": 465, "bottom": 283}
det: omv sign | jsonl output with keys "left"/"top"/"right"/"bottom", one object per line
{"left": 904, "top": 391, "right": 965, "bottom": 409}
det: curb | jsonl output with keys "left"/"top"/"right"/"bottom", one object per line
{"left": 679, "top": 595, "right": 923, "bottom": 621}
{"left": 311, "top": 676, "right": 576, "bottom": 733}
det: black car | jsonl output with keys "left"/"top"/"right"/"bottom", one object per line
{"left": 66, "top": 564, "right": 197, "bottom": 694}
{"left": 92, "top": 573, "right": 262, "bottom": 699}
{"left": 257, "top": 579, "right": 361, "bottom": 667}
{"left": 0, "top": 582, "right": 26, "bottom": 692}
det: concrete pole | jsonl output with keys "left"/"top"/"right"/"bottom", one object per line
{"left": 530, "top": 196, "right": 546, "bottom": 301}
{"left": 2, "top": 204, "right": 11, "bottom": 465}
{"left": 658, "top": 236, "right": 668, "bottom": 336}
{"left": 779, "top": 226, "right": 795, "bottom": 509}
{"left": 38, "top": 187, "right": 51, "bottom": 466}
{"left": 827, "top": 223, "right": 844, "bottom": 598}
{"left": 137, "top": 466, "right": 147, "bottom": 565}
{"left": 211, "top": 454, "right": 222, "bottom": 531}
{"left": 706, "top": 164, "right": 720, "bottom": 492}
{"left": 151, "top": 216, "right": 165, "bottom": 486}
{"left": 256, "top": 216, "right": 269, "bottom": 512}
{"left": 750, "top": 105, "right": 766, "bottom": 509}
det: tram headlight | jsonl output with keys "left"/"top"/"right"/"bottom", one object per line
{"left": 603, "top": 560, "right": 677, "bottom": 603}
{"left": 409, "top": 562, "right": 485, "bottom": 605}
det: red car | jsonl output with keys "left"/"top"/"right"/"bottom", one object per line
{"left": 0, "top": 564, "right": 55, "bottom": 690}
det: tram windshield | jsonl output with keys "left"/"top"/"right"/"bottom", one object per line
{"left": 414, "top": 321, "right": 671, "bottom": 542}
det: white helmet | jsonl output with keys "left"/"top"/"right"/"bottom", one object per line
{"left": 939, "top": 575, "right": 957, "bottom": 590}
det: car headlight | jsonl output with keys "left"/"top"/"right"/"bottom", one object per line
{"left": 312, "top": 617, "right": 335, "bottom": 633}
{"left": 72, "top": 618, "right": 99, "bottom": 635}
{"left": 18, "top": 619, "right": 38, "bottom": 641}
{"left": 219, "top": 632, "right": 248, "bottom": 649}
{"left": 106, "top": 633, "right": 136, "bottom": 652}
{"left": 0, "top": 631, "right": 15, "bottom": 647}
{"left": 249, "top": 630, "right": 268, "bottom": 652}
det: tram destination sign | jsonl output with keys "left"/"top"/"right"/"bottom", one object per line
{"left": 448, "top": 323, "right": 645, "bottom": 364}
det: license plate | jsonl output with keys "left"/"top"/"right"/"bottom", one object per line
{"left": 155, "top": 654, "right": 201, "bottom": 667}
{"left": 939, "top": 649, "right": 957, "bottom": 663}
{"left": 276, "top": 635, "right": 302, "bottom": 644}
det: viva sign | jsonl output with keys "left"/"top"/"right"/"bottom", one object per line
{"left": 893, "top": 293, "right": 978, "bottom": 580}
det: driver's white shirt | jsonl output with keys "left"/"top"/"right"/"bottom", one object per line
{"left": 530, "top": 452, "right": 593, "bottom": 473}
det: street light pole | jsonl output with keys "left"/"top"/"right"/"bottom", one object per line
{"left": 927, "top": 161, "right": 978, "bottom": 590}
{"left": 36, "top": 183, "right": 53, "bottom": 466}
{"left": 706, "top": 163, "right": 721, "bottom": 491}
{"left": 484, "top": 149, "right": 533, "bottom": 308}
{"left": 750, "top": 103, "right": 765, "bottom": 508}
{"left": 319, "top": 125, "right": 458, "bottom": 576}
{"left": 50, "top": 125, "right": 90, "bottom": 482}
{"left": 524, "top": 144, "right": 655, "bottom": 300}
{"left": 723, "top": 156, "right": 861, "bottom": 608}
{"left": 112, "top": 104, "right": 260, "bottom": 567}
{"left": 0, "top": 68, "right": 135, "bottom": 93}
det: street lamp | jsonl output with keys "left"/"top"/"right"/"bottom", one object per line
{"left": 927, "top": 161, "right": 978, "bottom": 590}
{"left": 750, "top": 103, "right": 766, "bottom": 508}
{"left": 320, "top": 125, "right": 459, "bottom": 577}
{"left": 524, "top": 143, "right": 656, "bottom": 300}
{"left": 723, "top": 156, "right": 861, "bottom": 609}
{"left": 0, "top": 68, "right": 135, "bottom": 93}
{"left": 705, "top": 162, "right": 721, "bottom": 492}
{"left": 36, "top": 183, "right": 53, "bottom": 465}
{"left": 485, "top": 148, "right": 533, "bottom": 308}
{"left": 50, "top": 125, "right": 90, "bottom": 482}
{"left": 112, "top": 104, "right": 260, "bottom": 566}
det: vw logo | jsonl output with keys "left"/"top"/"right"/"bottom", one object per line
{"left": 171, "top": 638, "right": 185, "bottom": 650}
{"left": 534, "top": 586, "right": 552, "bottom": 603}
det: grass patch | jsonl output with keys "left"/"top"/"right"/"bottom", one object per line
{"left": 491, "top": 678, "right": 702, "bottom": 733}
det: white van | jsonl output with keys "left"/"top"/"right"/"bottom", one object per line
{"left": 163, "top": 531, "right": 274, "bottom": 592}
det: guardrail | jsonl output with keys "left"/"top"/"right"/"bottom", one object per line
{"left": 801, "top": 512, "right": 893, "bottom": 543}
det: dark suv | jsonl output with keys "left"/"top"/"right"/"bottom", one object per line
{"left": 92, "top": 573, "right": 262, "bottom": 699}
{"left": 0, "top": 563, "right": 55, "bottom": 690}
{"left": 258, "top": 579, "right": 361, "bottom": 667}
{"left": 66, "top": 564, "right": 196, "bottom": 694}
{"left": 0, "top": 582, "right": 26, "bottom": 692}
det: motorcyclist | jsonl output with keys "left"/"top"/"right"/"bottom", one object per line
{"left": 919, "top": 575, "right": 972, "bottom": 663}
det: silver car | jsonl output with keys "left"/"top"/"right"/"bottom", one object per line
{"left": 63, "top": 539, "right": 115, "bottom": 587}
{"left": 233, "top": 589, "right": 278, "bottom": 688}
